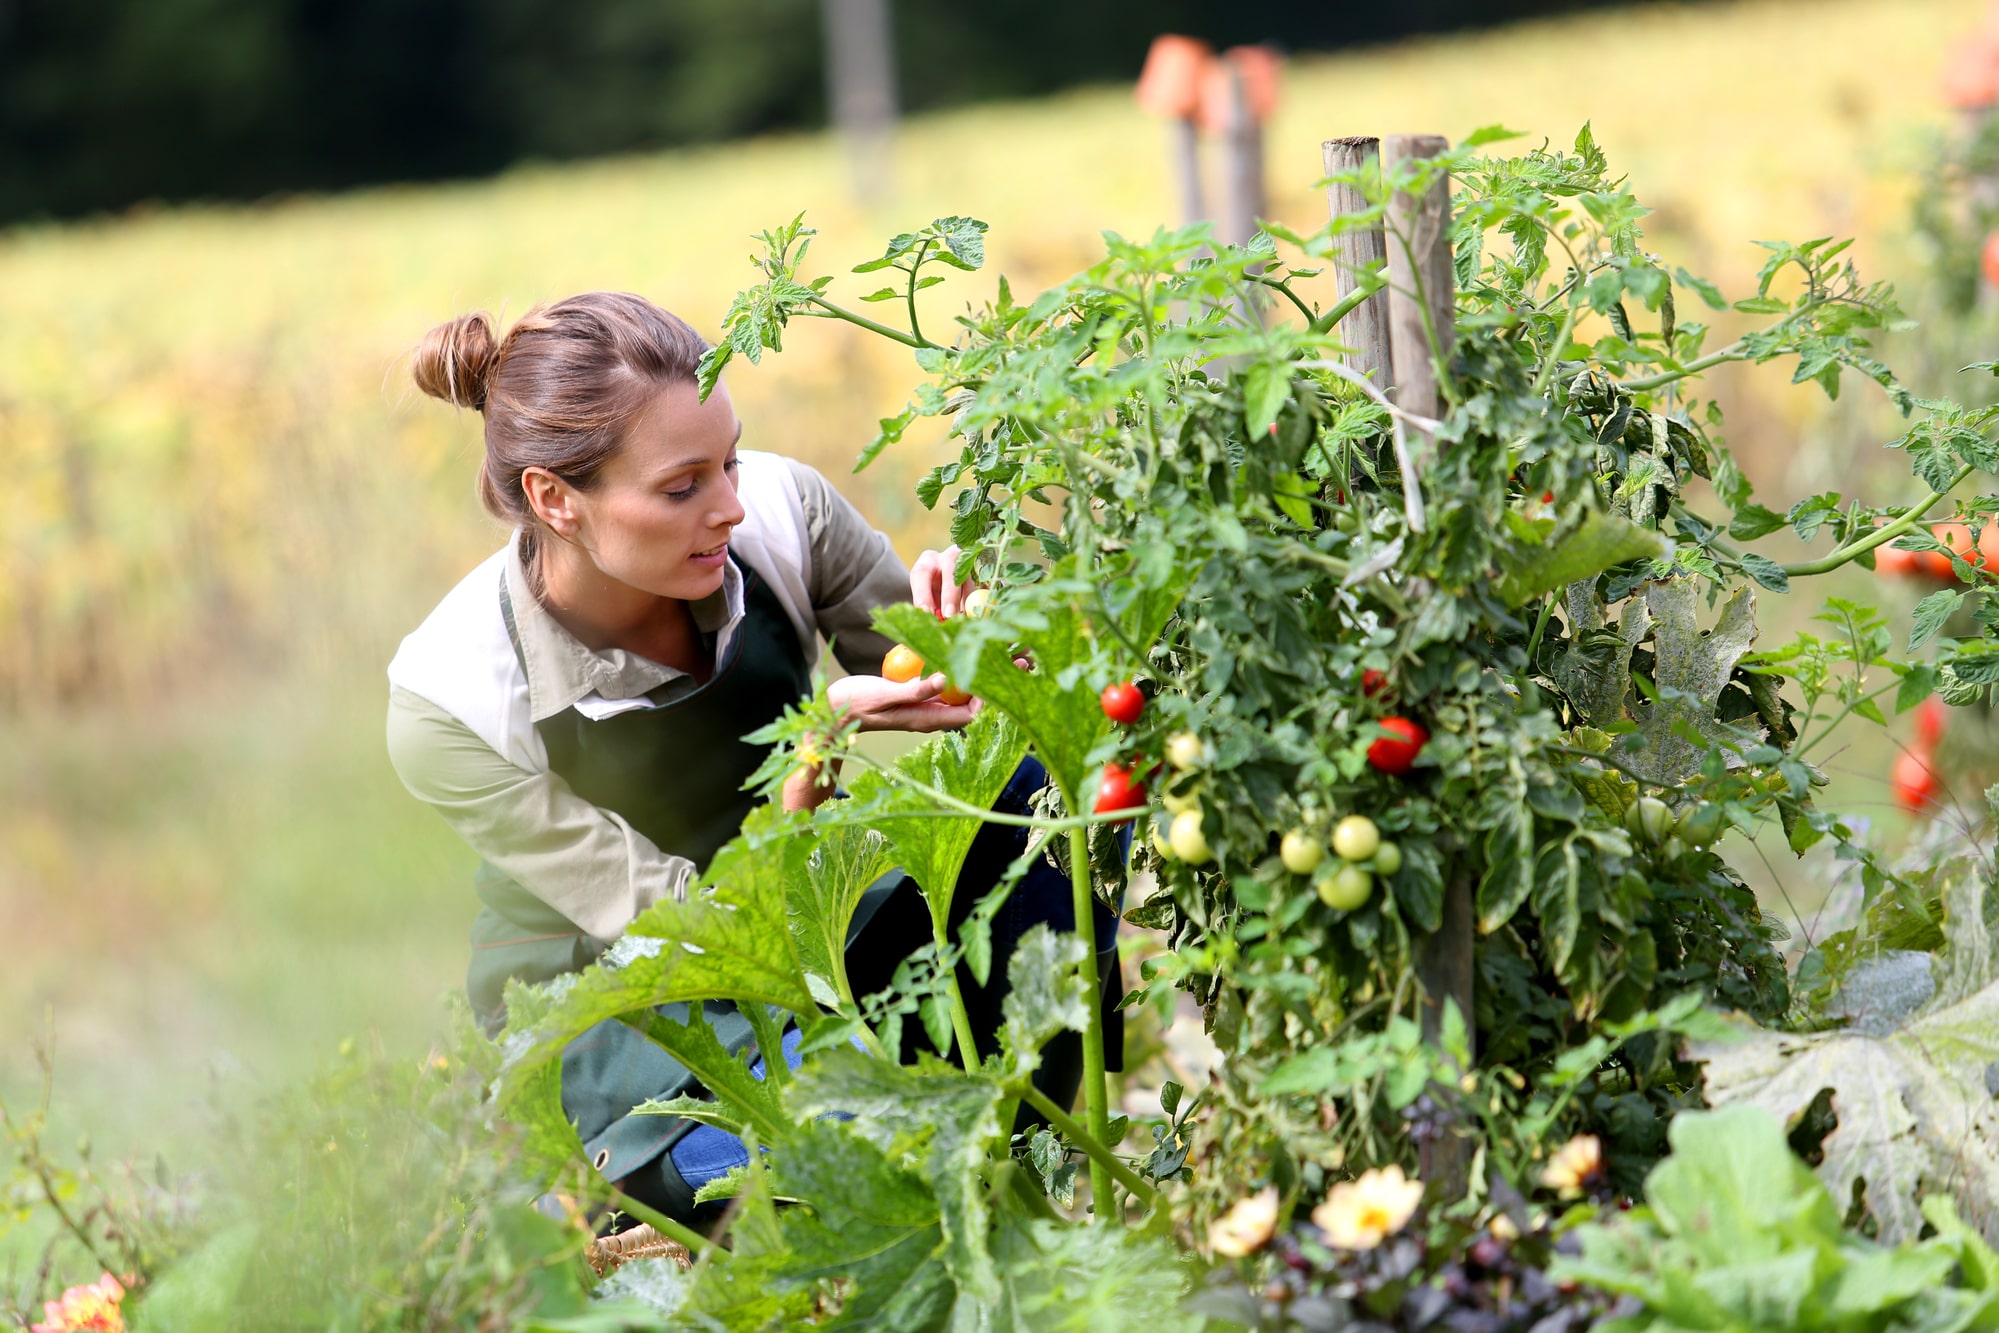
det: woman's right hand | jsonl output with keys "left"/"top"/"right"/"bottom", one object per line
{"left": 828, "top": 672, "right": 979, "bottom": 733}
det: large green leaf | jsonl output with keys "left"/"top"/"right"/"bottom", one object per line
{"left": 1495, "top": 511, "right": 1669, "bottom": 607}
{"left": 875, "top": 595, "right": 1104, "bottom": 803}
{"left": 1690, "top": 972, "right": 1999, "bottom": 1244}
{"left": 1552, "top": 581, "right": 1650, "bottom": 728}
{"left": 793, "top": 820, "right": 896, "bottom": 1008}
{"left": 627, "top": 1010, "right": 789, "bottom": 1142}
{"left": 495, "top": 804, "right": 819, "bottom": 1127}
{"left": 1631, "top": 580, "right": 1758, "bottom": 784}
{"left": 987, "top": 1214, "right": 1200, "bottom": 1332}
{"left": 789, "top": 1048, "right": 1006, "bottom": 1321}
{"left": 838, "top": 708, "right": 1028, "bottom": 930}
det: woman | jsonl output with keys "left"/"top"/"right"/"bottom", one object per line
{"left": 385, "top": 292, "right": 1118, "bottom": 1224}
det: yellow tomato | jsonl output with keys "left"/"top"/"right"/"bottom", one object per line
{"left": 882, "top": 645, "right": 926, "bottom": 683}
{"left": 1316, "top": 864, "right": 1373, "bottom": 911}
{"left": 1169, "top": 809, "right": 1212, "bottom": 865}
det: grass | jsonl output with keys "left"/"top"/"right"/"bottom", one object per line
{"left": 0, "top": 0, "right": 1983, "bottom": 1175}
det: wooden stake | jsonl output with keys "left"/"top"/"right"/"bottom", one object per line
{"left": 1321, "top": 136, "right": 1391, "bottom": 387}
{"left": 820, "top": 0, "right": 898, "bottom": 203}
{"left": 1217, "top": 66, "right": 1264, "bottom": 250}
{"left": 1169, "top": 117, "right": 1203, "bottom": 227}
{"left": 1380, "top": 134, "right": 1453, "bottom": 419}
{"left": 1381, "top": 132, "right": 1473, "bottom": 1198}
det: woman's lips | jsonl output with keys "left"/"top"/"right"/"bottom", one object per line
{"left": 690, "top": 542, "right": 729, "bottom": 568}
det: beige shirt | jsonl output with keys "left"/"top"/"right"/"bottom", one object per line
{"left": 385, "top": 454, "right": 908, "bottom": 942}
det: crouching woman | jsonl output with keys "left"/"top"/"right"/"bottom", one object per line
{"left": 384, "top": 293, "right": 1119, "bottom": 1226}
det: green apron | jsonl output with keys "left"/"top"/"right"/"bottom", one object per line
{"left": 465, "top": 557, "right": 825, "bottom": 1191}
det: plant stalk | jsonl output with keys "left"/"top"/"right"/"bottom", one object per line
{"left": 1779, "top": 464, "right": 1973, "bottom": 577}
{"left": 1018, "top": 1082, "right": 1156, "bottom": 1209}
{"left": 933, "top": 913, "right": 983, "bottom": 1075}
{"left": 609, "top": 1187, "right": 712, "bottom": 1254}
{"left": 1061, "top": 818, "right": 1115, "bottom": 1217}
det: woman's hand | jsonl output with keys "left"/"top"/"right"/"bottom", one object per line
{"left": 910, "top": 544, "right": 976, "bottom": 619}
{"left": 828, "top": 672, "right": 979, "bottom": 733}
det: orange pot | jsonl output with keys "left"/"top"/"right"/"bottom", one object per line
{"left": 1136, "top": 34, "right": 1213, "bottom": 120}
{"left": 1195, "top": 45, "right": 1283, "bottom": 134}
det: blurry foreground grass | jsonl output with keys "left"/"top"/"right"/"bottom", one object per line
{"left": 0, "top": 0, "right": 1986, "bottom": 1176}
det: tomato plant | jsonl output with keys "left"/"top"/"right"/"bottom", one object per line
{"left": 484, "top": 127, "right": 1999, "bottom": 1323}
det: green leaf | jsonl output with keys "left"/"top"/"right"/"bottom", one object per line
{"left": 1477, "top": 803, "right": 1534, "bottom": 931}
{"left": 129, "top": 1224, "right": 258, "bottom": 1332}
{"left": 999, "top": 925, "right": 1090, "bottom": 1079}
{"left": 1630, "top": 581, "right": 1759, "bottom": 784}
{"left": 1737, "top": 551, "right": 1790, "bottom": 592}
{"left": 837, "top": 708, "right": 1029, "bottom": 931}
{"left": 1242, "top": 360, "right": 1291, "bottom": 440}
{"left": 495, "top": 804, "right": 821, "bottom": 1130}
{"left": 1911, "top": 588, "right": 1966, "bottom": 652}
{"left": 1494, "top": 511, "right": 1669, "bottom": 607}
{"left": 793, "top": 821, "right": 896, "bottom": 1009}
{"left": 988, "top": 1213, "right": 1202, "bottom": 1331}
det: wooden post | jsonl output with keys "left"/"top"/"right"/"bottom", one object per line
{"left": 820, "top": 0, "right": 898, "bottom": 203}
{"left": 1321, "top": 136, "right": 1392, "bottom": 387}
{"left": 1169, "top": 117, "right": 1203, "bottom": 227}
{"left": 1382, "top": 132, "right": 1472, "bottom": 1196}
{"left": 1381, "top": 134, "right": 1454, "bottom": 411}
{"left": 1216, "top": 65, "right": 1264, "bottom": 250}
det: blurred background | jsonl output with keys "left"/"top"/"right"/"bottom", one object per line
{"left": 0, "top": 0, "right": 1991, "bottom": 1179}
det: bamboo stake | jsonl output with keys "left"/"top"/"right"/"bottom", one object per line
{"left": 1321, "top": 136, "right": 1392, "bottom": 387}
{"left": 1381, "top": 132, "right": 1474, "bottom": 1199}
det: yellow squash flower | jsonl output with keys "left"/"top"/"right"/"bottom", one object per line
{"left": 1208, "top": 1185, "right": 1280, "bottom": 1258}
{"left": 32, "top": 1272, "right": 125, "bottom": 1333}
{"left": 1310, "top": 1165, "right": 1424, "bottom": 1250}
{"left": 1540, "top": 1133, "right": 1603, "bottom": 1198}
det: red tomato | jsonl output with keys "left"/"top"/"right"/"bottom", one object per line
{"left": 1915, "top": 696, "right": 1948, "bottom": 749}
{"left": 939, "top": 682, "right": 973, "bottom": 706}
{"left": 1101, "top": 681, "right": 1145, "bottom": 726}
{"left": 1541, "top": 490, "right": 1555, "bottom": 504}
{"left": 1094, "top": 763, "right": 1147, "bottom": 822}
{"left": 1985, "top": 231, "right": 1999, "bottom": 290}
{"left": 1361, "top": 668, "right": 1389, "bottom": 698}
{"left": 1366, "top": 717, "right": 1429, "bottom": 776}
{"left": 1892, "top": 749, "right": 1941, "bottom": 814}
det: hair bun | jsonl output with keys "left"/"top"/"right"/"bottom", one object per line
{"left": 412, "top": 312, "right": 497, "bottom": 411}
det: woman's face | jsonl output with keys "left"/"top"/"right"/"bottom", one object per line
{"left": 564, "top": 379, "right": 746, "bottom": 602}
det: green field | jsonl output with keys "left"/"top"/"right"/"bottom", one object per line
{"left": 1, "top": 0, "right": 1981, "bottom": 1167}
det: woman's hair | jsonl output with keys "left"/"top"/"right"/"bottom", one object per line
{"left": 411, "top": 292, "right": 710, "bottom": 565}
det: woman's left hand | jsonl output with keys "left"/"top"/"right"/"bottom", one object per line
{"left": 910, "top": 544, "right": 977, "bottom": 620}
{"left": 828, "top": 672, "right": 979, "bottom": 733}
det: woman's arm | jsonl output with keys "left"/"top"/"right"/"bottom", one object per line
{"left": 387, "top": 685, "right": 693, "bottom": 942}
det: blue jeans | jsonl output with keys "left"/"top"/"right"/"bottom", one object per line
{"left": 662, "top": 756, "right": 1124, "bottom": 1201}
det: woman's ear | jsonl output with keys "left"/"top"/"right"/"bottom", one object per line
{"left": 521, "top": 466, "right": 580, "bottom": 538}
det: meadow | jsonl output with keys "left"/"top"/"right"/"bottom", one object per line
{"left": 0, "top": 0, "right": 1982, "bottom": 1165}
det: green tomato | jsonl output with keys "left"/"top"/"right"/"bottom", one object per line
{"left": 1675, "top": 801, "right": 1724, "bottom": 848}
{"left": 1331, "top": 815, "right": 1380, "bottom": 862}
{"left": 1161, "top": 787, "right": 1199, "bottom": 815}
{"left": 1166, "top": 731, "right": 1207, "bottom": 772}
{"left": 1150, "top": 817, "right": 1176, "bottom": 862}
{"left": 1371, "top": 840, "right": 1403, "bottom": 876}
{"left": 1663, "top": 835, "right": 1687, "bottom": 862}
{"left": 1280, "top": 829, "right": 1324, "bottom": 875}
{"left": 1623, "top": 795, "right": 1672, "bottom": 846}
{"left": 1169, "top": 809, "right": 1212, "bottom": 865}
{"left": 1317, "top": 863, "right": 1373, "bottom": 911}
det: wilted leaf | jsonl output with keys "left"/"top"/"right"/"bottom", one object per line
{"left": 1630, "top": 581, "right": 1758, "bottom": 784}
{"left": 1690, "top": 974, "right": 1999, "bottom": 1243}
{"left": 1495, "top": 511, "right": 1670, "bottom": 607}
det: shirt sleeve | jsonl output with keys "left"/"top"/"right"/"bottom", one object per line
{"left": 785, "top": 456, "right": 911, "bottom": 676}
{"left": 385, "top": 684, "right": 693, "bottom": 942}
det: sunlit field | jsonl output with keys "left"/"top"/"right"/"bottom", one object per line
{"left": 1, "top": 0, "right": 1982, "bottom": 1161}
